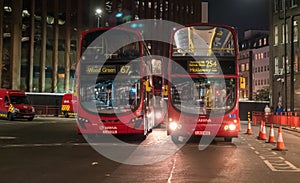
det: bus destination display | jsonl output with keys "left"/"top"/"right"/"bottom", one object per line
{"left": 188, "top": 59, "right": 219, "bottom": 74}
{"left": 85, "top": 65, "right": 133, "bottom": 75}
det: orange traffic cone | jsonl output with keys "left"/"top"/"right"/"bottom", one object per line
{"left": 258, "top": 121, "right": 267, "bottom": 140}
{"left": 273, "top": 126, "right": 287, "bottom": 151}
{"left": 245, "top": 119, "right": 252, "bottom": 135}
{"left": 266, "top": 124, "right": 276, "bottom": 143}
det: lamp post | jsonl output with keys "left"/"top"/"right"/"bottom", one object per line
{"left": 95, "top": 8, "right": 102, "bottom": 28}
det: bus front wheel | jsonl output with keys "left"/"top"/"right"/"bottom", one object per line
{"left": 64, "top": 112, "right": 69, "bottom": 118}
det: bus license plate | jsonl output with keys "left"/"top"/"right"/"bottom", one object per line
{"left": 195, "top": 131, "right": 210, "bottom": 135}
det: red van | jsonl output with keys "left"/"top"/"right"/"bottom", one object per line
{"left": 0, "top": 89, "right": 35, "bottom": 121}
{"left": 61, "top": 93, "right": 76, "bottom": 118}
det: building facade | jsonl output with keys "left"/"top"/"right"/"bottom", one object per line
{"left": 0, "top": 0, "right": 204, "bottom": 93}
{"left": 270, "top": 0, "right": 300, "bottom": 112}
{"left": 239, "top": 30, "right": 269, "bottom": 101}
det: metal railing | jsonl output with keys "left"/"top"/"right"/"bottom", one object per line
{"left": 252, "top": 111, "right": 300, "bottom": 128}
{"left": 33, "top": 105, "right": 61, "bottom": 116}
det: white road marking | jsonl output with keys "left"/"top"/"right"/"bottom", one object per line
{"left": 0, "top": 136, "right": 17, "bottom": 140}
{"left": 242, "top": 132, "right": 300, "bottom": 172}
{"left": 168, "top": 155, "right": 177, "bottom": 183}
{"left": 264, "top": 160, "right": 300, "bottom": 172}
{"left": 259, "top": 156, "right": 265, "bottom": 160}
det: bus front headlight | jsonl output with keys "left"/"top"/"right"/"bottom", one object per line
{"left": 229, "top": 124, "right": 236, "bottom": 131}
{"left": 169, "top": 122, "right": 178, "bottom": 131}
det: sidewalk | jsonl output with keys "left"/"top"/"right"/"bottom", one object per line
{"left": 282, "top": 126, "right": 300, "bottom": 133}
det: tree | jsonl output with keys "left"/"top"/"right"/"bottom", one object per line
{"left": 254, "top": 88, "right": 270, "bottom": 101}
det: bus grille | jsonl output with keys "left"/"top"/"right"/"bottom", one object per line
{"left": 100, "top": 119, "right": 120, "bottom": 123}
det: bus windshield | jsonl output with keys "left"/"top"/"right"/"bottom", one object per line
{"left": 172, "top": 26, "right": 235, "bottom": 57}
{"left": 80, "top": 75, "right": 141, "bottom": 115}
{"left": 170, "top": 77, "right": 236, "bottom": 115}
{"left": 79, "top": 28, "right": 147, "bottom": 115}
{"left": 81, "top": 29, "right": 140, "bottom": 60}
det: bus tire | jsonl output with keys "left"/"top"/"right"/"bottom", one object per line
{"left": 28, "top": 117, "right": 34, "bottom": 121}
{"left": 64, "top": 112, "right": 69, "bottom": 118}
{"left": 137, "top": 134, "right": 147, "bottom": 141}
{"left": 224, "top": 137, "right": 232, "bottom": 142}
{"left": 8, "top": 113, "right": 14, "bottom": 121}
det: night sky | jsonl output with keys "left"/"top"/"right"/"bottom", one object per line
{"left": 207, "top": 0, "right": 269, "bottom": 39}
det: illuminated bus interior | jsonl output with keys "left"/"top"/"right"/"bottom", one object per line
{"left": 170, "top": 77, "right": 236, "bottom": 115}
{"left": 79, "top": 28, "right": 150, "bottom": 116}
{"left": 172, "top": 26, "right": 235, "bottom": 57}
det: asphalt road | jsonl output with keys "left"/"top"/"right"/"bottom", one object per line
{"left": 0, "top": 117, "right": 300, "bottom": 183}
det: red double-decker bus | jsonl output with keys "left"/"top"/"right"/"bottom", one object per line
{"left": 167, "top": 24, "right": 240, "bottom": 143}
{"left": 75, "top": 27, "right": 156, "bottom": 138}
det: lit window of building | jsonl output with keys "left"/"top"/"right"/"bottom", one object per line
{"left": 246, "top": 63, "right": 249, "bottom": 71}
{"left": 295, "top": 55, "right": 299, "bottom": 72}
{"left": 293, "top": 20, "right": 298, "bottom": 42}
{"left": 282, "top": 23, "right": 288, "bottom": 44}
{"left": 274, "top": 0, "right": 278, "bottom": 12}
{"left": 274, "top": 57, "right": 279, "bottom": 75}
{"left": 264, "top": 38, "right": 267, "bottom": 45}
{"left": 291, "top": 0, "right": 298, "bottom": 7}
{"left": 274, "top": 25, "right": 278, "bottom": 45}
{"left": 259, "top": 39, "right": 262, "bottom": 46}
{"left": 240, "top": 64, "right": 245, "bottom": 72}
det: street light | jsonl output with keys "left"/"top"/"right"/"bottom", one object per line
{"left": 95, "top": 8, "right": 102, "bottom": 28}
